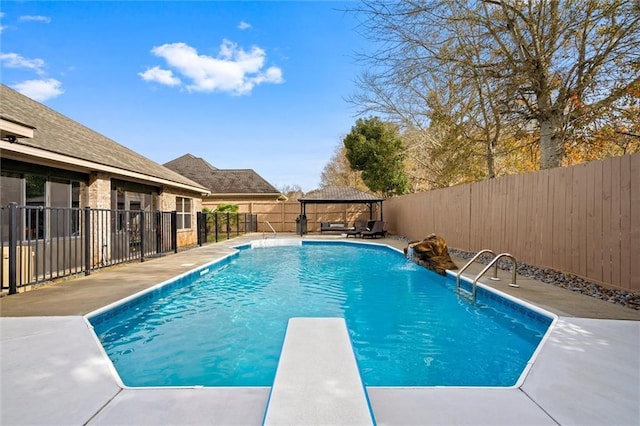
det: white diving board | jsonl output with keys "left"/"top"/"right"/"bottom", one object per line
{"left": 263, "top": 318, "right": 375, "bottom": 425}
{"left": 251, "top": 239, "right": 302, "bottom": 249}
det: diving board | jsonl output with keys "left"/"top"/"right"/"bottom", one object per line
{"left": 250, "top": 239, "right": 302, "bottom": 249}
{"left": 263, "top": 318, "right": 374, "bottom": 425}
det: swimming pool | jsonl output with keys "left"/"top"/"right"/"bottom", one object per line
{"left": 88, "top": 240, "right": 554, "bottom": 388}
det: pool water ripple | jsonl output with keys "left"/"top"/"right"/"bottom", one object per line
{"left": 90, "top": 242, "right": 551, "bottom": 387}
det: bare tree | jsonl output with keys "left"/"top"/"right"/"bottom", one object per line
{"left": 320, "top": 145, "right": 367, "bottom": 190}
{"left": 278, "top": 184, "right": 304, "bottom": 201}
{"left": 403, "top": 127, "right": 473, "bottom": 190}
{"left": 349, "top": 0, "right": 640, "bottom": 170}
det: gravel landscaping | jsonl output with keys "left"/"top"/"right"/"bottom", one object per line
{"left": 448, "top": 248, "right": 640, "bottom": 311}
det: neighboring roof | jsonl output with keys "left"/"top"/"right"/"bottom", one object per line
{"left": 0, "top": 84, "right": 208, "bottom": 194}
{"left": 300, "top": 186, "right": 384, "bottom": 203}
{"left": 164, "top": 153, "right": 218, "bottom": 172}
{"left": 164, "top": 153, "right": 280, "bottom": 195}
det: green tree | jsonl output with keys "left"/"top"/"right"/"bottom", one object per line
{"left": 204, "top": 204, "right": 239, "bottom": 231}
{"left": 343, "top": 117, "right": 409, "bottom": 196}
{"left": 213, "top": 204, "right": 239, "bottom": 214}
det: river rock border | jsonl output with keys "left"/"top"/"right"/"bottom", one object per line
{"left": 447, "top": 248, "right": 639, "bottom": 311}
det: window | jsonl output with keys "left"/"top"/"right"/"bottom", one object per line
{"left": 176, "top": 197, "right": 191, "bottom": 230}
{"left": 0, "top": 172, "right": 23, "bottom": 241}
{"left": 25, "top": 175, "right": 45, "bottom": 239}
{"left": 0, "top": 171, "right": 83, "bottom": 240}
{"left": 71, "top": 181, "right": 80, "bottom": 235}
{"left": 50, "top": 179, "right": 81, "bottom": 238}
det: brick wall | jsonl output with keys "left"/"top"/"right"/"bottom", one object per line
{"left": 159, "top": 187, "right": 202, "bottom": 247}
{"left": 88, "top": 172, "right": 111, "bottom": 209}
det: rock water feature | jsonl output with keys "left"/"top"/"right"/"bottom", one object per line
{"left": 404, "top": 234, "right": 458, "bottom": 275}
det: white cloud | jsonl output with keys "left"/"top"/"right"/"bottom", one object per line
{"left": 12, "top": 78, "right": 64, "bottom": 102}
{"left": 138, "top": 66, "right": 181, "bottom": 86}
{"left": 1, "top": 52, "right": 64, "bottom": 101}
{"left": 238, "top": 21, "right": 252, "bottom": 30}
{"left": 141, "top": 40, "right": 284, "bottom": 95}
{"left": 0, "top": 52, "right": 46, "bottom": 75}
{"left": 19, "top": 15, "right": 52, "bottom": 24}
{"left": 253, "top": 66, "right": 283, "bottom": 85}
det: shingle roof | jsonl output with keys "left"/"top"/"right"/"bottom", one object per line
{"left": 164, "top": 153, "right": 218, "bottom": 172}
{"left": 0, "top": 84, "right": 207, "bottom": 192}
{"left": 164, "top": 153, "right": 280, "bottom": 195}
{"left": 300, "top": 186, "right": 384, "bottom": 202}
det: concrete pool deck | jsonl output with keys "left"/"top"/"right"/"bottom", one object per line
{"left": 1, "top": 234, "right": 639, "bottom": 425}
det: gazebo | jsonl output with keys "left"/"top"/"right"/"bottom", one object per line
{"left": 297, "top": 186, "right": 384, "bottom": 234}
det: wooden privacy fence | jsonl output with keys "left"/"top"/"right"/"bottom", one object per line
{"left": 202, "top": 201, "right": 376, "bottom": 233}
{"left": 384, "top": 153, "right": 639, "bottom": 291}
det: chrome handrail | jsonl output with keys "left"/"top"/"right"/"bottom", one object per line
{"left": 471, "top": 253, "right": 518, "bottom": 302}
{"left": 263, "top": 221, "right": 277, "bottom": 239}
{"left": 456, "top": 249, "right": 497, "bottom": 295}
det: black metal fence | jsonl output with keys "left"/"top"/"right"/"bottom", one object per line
{"left": 1, "top": 203, "right": 257, "bottom": 295}
{"left": 196, "top": 211, "right": 258, "bottom": 245}
{"left": 0, "top": 203, "right": 178, "bottom": 294}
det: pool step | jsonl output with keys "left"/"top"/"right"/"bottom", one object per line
{"left": 263, "top": 318, "right": 374, "bottom": 425}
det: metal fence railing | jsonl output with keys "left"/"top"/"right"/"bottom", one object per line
{"left": 196, "top": 211, "right": 258, "bottom": 245}
{"left": 1, "top": 204, "right": 256, "bottom": 295}
{"left": 0, "top": 203, "right": 179, "bottom": 294}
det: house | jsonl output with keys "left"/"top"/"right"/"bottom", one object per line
{"left": 0, "top": 84, "right": 209, "bottom": 257}
{"left": 164, "top": 153, "right": 281, "bottom": 208}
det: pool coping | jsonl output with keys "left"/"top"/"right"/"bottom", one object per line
{"left": 1, "top": 234, "right": 638, "bottom": 425}
{"left": 84, "top": 238, "right": 558, "bottom": 391}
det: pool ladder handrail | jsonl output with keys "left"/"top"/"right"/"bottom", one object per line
{"left": 263, "top": 221, "right": 277, "bottom": 239}
{"left": 470, "top": 253, "right": 519, "bottom": 302}
{"left": 456, "top": 249, "right": 498, "bottom": 297}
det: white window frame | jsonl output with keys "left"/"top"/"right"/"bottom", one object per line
{"left": 176, "top": 197, "right": 192, "bottom": 230}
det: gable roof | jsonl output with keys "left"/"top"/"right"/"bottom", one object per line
{"left": 164, "top": 153, "right": 280, "bottom": 195}
{"left": 164, "top": 153, "right": 218, "bottom": 173}
{"left": 0, "top": 84, "right": 208, "bottom": 194}
{"left": 300, "top": 186, "right": 384, "bottom": 203}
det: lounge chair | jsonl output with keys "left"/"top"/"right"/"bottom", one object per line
{"left": 345, "top": 220, "right": 368, "bottom": 238}
{"left": 360, "top": 221, "right": 386, "bottom": 238}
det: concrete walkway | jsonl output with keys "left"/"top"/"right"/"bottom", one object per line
{"left": 1, "top": 234, "right": 639, "bottom": 425}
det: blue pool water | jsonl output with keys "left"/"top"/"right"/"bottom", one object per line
{"left": 89, "top": 241, "right": 552, "bottom": 387}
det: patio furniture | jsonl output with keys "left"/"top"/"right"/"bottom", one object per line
{"left": 345, "top": 220, "right": 368, "bottom": 238}
{"left": 320, "top": 222, "right": 355, "bottom": 233}
{"left": 360, "top": 221, "right": 386, "bottom": 238}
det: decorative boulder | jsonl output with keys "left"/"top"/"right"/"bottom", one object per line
{"left": 404, "top": 234, "right": 458, "bottom": 275}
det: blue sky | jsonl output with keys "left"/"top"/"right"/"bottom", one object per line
{"left": 0, "top": 1, "right": 369, "bottom": 192}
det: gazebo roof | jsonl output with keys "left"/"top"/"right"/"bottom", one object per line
{"left": 299, "top": 186, "right": 383, "bottom": 203}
